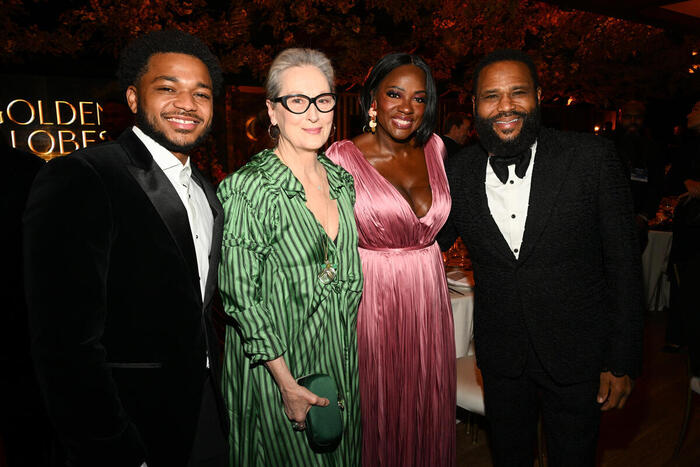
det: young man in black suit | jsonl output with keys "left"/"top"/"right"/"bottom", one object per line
{"left": 23, "top": 30, "right": 228, "bottom": 467}
{"left": 438, "top": 49, "right": 643, "bottom": 466}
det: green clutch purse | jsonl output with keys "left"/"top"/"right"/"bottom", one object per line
{"left": 297, "top": 373, "right": 344, "bottom": 453}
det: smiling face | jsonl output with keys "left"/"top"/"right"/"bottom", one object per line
{"left": 474, "top": 60, "right": 540, "bottom": 141}
{"left": 126, "top": 52, "right": 214, "bottom": 161}
{"left": 688, "top": 100, "right": 700, "bottom": 132}
{"left": 373, "top": 64, "right": 427, "bottom": 143}
{"left": 267, "top": 65, "right": 334, "bottom": 154}
{"left": 473, "top": 60, "right": 541, "bottom": 157}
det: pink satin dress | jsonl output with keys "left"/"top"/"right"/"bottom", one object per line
{"left": 327, "top": 135, "right": 456, "bottom": 466}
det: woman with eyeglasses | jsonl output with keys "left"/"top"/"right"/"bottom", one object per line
{"left": 217, "top": 48, "right": 362, "bottom": 465}
{"left": 327, "top": 53, "right": 455, "bottom": 466}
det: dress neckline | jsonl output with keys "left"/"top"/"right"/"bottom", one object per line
{"left": 344, "top": 138, "right": 436, "bottom": 221}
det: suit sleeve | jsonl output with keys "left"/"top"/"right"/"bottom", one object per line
{"left": 217, "top": 173, "right": 286, "bottom": 364}
{"left": 23, "top": 156, "right": 145, "bottom": 467}
{"left": 597, "top": 141, "right": 645, "bottom": 378}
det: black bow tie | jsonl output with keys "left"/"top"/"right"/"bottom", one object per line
{"left": 488, "top": 148, "right": 532, "bottom": 184}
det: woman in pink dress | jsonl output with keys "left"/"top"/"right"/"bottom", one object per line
{"left": 327, "top": 53, "right": 455, "bottom": 466}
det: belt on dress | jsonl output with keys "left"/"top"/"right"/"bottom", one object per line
{"left": 359, "top": 241, "right": 434, "bottom": 252}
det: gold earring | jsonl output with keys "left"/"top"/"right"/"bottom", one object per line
{"left": 368, "top": 106, "right": 377, "bottom": 134}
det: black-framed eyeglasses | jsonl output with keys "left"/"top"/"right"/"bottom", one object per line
{"left": 272, "top": 93, "right": 337, "bottom": 114}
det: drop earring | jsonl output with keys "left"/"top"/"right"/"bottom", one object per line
{"left": 368, "top": 104, "right": 377, "bottom": 134}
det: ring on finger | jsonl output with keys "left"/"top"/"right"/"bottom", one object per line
{"left": 292, "top": 421, "right": 305, "bottom": 431}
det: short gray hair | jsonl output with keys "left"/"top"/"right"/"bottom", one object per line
{"left": 265, "top": 48, "right": 335, "bottom": 100}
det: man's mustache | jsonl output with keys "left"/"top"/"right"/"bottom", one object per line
{"left": 487, "top": 110, "right": 528, "bottom": 124}
{"left": 161, "top": 111, "right": 204, "bottom": 123}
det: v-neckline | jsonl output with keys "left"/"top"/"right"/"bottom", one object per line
{"left": 306, "top": 198, "right": 339, "bottom": 244}
{"left": 308, "top": 160, "right": 339, "bottom": 244}
{"left": 349, "top": 140, "right": 435, "bottom": 221}
{"left": 274, "top": 151, "right": 340, "bottom": 243}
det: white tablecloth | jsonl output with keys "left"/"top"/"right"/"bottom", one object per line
{"left": 642, "top": 230, "right": 673, "bottom": 311}
{"left": 451, "top": 288, "right": 474, "bottom": 358}
{"left": 447, "top": 267, "right": 475, "bottom": 358}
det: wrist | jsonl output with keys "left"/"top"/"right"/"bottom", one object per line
{"left": 264, "top": 357, "right": 296, "bottom": 392}
{"left": 272, "top": 371, "right": 298, "bottom": 395}
{"left": 280, "top": 378, "right": 299, "bottom": 393}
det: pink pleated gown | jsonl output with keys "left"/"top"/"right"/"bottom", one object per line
{"left": 327, "top": 135, "right": 456, "bottom": 467}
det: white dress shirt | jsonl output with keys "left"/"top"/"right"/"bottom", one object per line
{"left": 132, "top": 126, "right": 214, "bottom": 299}
{"left": 485, "top": 141, "right": 537, "bottom": 259}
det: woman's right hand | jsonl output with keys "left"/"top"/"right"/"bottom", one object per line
{"left": 264, "top": 356, "right": 329, "bottom": 430}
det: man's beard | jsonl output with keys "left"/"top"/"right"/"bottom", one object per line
{"left": 474, "top": 105, "right": 541, "bottom": 158}
{"left": 136, "top": 106, "right": 211, "bottom": 154}
{"left": 623, "top": 126, "right": 641, "bottom": 136}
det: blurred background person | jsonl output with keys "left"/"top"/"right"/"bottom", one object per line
{"left": 217, "top": 48, "right": 362, "bottom": 465}
{"left": 441, "top": 111, "right": 473, "bottom": 158}
{"left": 327, "top": 53, "right": 455, "bottom": 466}
{"left": 614, "top": 100, "right": 665, "bottom": 251}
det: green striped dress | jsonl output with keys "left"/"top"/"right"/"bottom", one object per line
{"left": 217, "top": 149, "right": 363, "bottom": 466}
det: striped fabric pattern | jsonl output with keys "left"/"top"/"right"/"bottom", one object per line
{"left": 218, "top": 149, "right": 363, "bottom": 466}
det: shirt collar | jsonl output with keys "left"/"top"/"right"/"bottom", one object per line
{"left": 132, "top": 126, "right": 191, "bottom": 174}
{"left": 256, "top": 149, "right": 348, "bottom": 200}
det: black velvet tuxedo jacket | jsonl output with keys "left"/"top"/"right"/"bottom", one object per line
{"left": 23, "top": 129, "right": 226, "bottom": 467}
{"left": 438, "top": 128, "right": 644, "bottom": 384}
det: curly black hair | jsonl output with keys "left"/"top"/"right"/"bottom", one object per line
{"left": 117, "top": 29, "right": 223, "bottom": 96}
{"left": 472, "top": 49, "right": 539, "bottom": 96}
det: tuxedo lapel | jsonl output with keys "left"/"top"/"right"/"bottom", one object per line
{"left": 191, "top": 166, "right": 223, "bottom": 309}
{"left": 462, "top": 149, "right": 516, "bottom": 263}
{"left": 518, "top": 130, "right": 573, "bottom": 264}
{"left": 119, "top": 131, "right": 200, "bottom": 291}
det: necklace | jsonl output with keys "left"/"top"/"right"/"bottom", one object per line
{"left": 276, "top": 148, "right": 336, "bottom": 283}
{"left": 318, "top": 237, "right": 336, "bottom": 284}
{"left": 317, "top": 170, "right": 336, "bottom": 285}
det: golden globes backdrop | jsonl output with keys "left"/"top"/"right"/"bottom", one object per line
{"left": 0, "top": 74, "right": 126, "bottom": 160}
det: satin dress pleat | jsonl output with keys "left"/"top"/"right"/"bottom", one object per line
{"left": 327, "top": 135, "right": 456, "bottom": 467}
